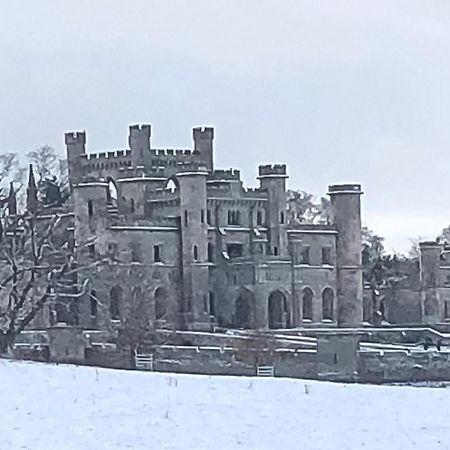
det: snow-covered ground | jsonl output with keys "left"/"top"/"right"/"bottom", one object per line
{"left": 1, "top": 360, "right": 449, "bottom": 450}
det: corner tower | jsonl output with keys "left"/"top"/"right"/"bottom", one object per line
{"left": 65, "top": 131, "right": 86, "bottom": 188}
{"left": 193, "top": 127, "right": 214, "bottom": 172}
{"left": 328, "top": 184, "right": 363, "bottom": 326}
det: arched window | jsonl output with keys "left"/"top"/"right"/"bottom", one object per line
{"left": 155, "top": 287, "right": 167, "bottom": 320}
{"left": 322, "top": 288, "right": 334, "bottom": 321}
{"left": 110, "top": 286, "right": 122, "bottom": 320}
{"left": 193, "top": 245, "right": 199, "bottom": 261}
{"left": 268, "top": 290, "right": 287, "bottom": 329}
{"left": 207, "top": 243, "right": 214, "bottom": 262}
{"left": 302, "top": 287, "right": 313, "bottom": 321}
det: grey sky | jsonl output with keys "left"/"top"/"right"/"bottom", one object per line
{"left": 1, "top": 0, "right": 450, "bottom": 252}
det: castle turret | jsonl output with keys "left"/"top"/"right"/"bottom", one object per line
{"left": 65, "top": 131, "right": 86, "bottom": 188}
{"left": 177, "top": 167, "right": 210, "bottom": 329}
{"left": 193, "top": 127, "right": 214, "bottom": 172}
{"left": 328, "top": 184, "right": 363, "bottom": 325}
{"left": 129, "top": 124, "right": 151, "bottom": 166}
{"left": 258, "top": 164, "right": 288, "bottom": 257}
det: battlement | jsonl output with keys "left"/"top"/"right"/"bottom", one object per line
{"left": 81, "top": 149, "right": 132, "bottom": 160}
{"left": 208, "top": 169, "right": 241, "bottom": 181}
{"left": 193, "top": 126, "right": 214, "bottom": 140}
{"left": 328, "top": 184, "right": 362, "bottom": 195}
{"left": 258, "top": 164, "right": 287, "bottom": 177}
{"left": 65, "top": 131, "right": 86, "bottom": 145}
{"left": 150, "top": 149, "right": 193, "bottom": 157}
{"left": 129, "top": 123, "right": 151, "bottom": 134}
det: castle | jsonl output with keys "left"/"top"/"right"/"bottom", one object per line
{"left": 55, "top": 124, "right": 364, "bottom": 332}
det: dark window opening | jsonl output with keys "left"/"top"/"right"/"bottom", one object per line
{"left": 226, "top": 243, "right": 243, "bottom": 258}
{"left": 87, "top": 200, "right": 94, "bottom": 217}
{"left": 321, "top": 247, "right": 332, "bottom": 265}
{"left": 130, "top": 198, "right": 135, "bottom": 213}
{"left": 301, "top": 247, "right": 310, "bottom": 265}
{"left": 228, "top": 210, "right": 240, "bottom": 225}
{"left": 207, "top": 243, "right": 214, "bottom": 262}
{"left": 154, "top": 245, "right": 161, "bottom": 263}
{"left": 445, "top": 301, "right": 450, "bottom": 319}
{"left": 88, "top": 243, "right": 95, "bottom": 258}
{"left": 280, "top": 211, "right": 285, "bottom": 224}
{"left": 90, "top": 290, "right": 97, "bottom": 317}
{"left": 207, "top": 209, "right": 212, "bottom": 225}
{"left": 193, "top": 245, "right": 199, "bottom": 261}
{"left": 110, "top": 286, "right": 121, "bottom": 320}
{"left": 201, "top": 209, "right": 205, "bottom": 223}
{"left": 303, "top": 288, "right": 313, "bottom": 320}
{"left": 209, "top": 292, "right": 216, "bottom": 316}
{"left": 184, "top": 210, "right": 188, "bottom": 226}
{"left": 256, "top": 210, "right": 263, "bottom": 226}
{"left": 274, "top": 246, "right": 279, "bottom": 256}
{"left": 322, "top": 288, "right": 334, "bottom": 320}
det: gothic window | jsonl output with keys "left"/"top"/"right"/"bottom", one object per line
{"left": 322, "top": 288, "right": 334, "bottom": 321}
{"left": 228, "top": 210, "right": 240, "bottom": 225}
{"left": 302, "top": 287, "right": 313, "bottom": 320}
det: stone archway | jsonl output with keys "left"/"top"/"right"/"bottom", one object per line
{"left": 268, "top": 290, "right": 287, "bottom": 329}
{"left": 233, "top": 289, "right": 254, "bottom": 329}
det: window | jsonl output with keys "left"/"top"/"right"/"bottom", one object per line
{"left": 301, "top": 246, "right": 310, "bottom": 264}
{"left": 322, "top": 247, "right": 332, "bottom": 265}
{"left": 209, "top": 292, "right": 216, "bottom": 316}
{"left": 445, "top": 301, "right": 450, "bottom": 319}
{"left": 226, "top": 243, "right": 243, "bottom": 258}
{"left": 207, "top": 209, "right": 212, "bottom": 225}
{"left": 322, "top": 288, "right": 334, "bottom": 320}
{"left": 280, "top": 211, "right": 285, "bottom": 224}
{"left": 184, "top": 210, "right": 188, "bottom": 226}
{"left": 228, "top": 210, "right": 240, "bottom": 225}
{"left": 207, "top": 243, "right": 214, "bottom": 262}
{"left": 193, "top": 245, "right": 199, "bottom": 261}
{"left": 256, "top": 210, "right": 263, "bottom": 226}
{"left": 154, "top": 245, "right": 161, "bottom": 263}
{"left": 303, "top": 288, "right": 313, "bottom": 320}
{"left": 87, "top": 200, "right": 94, "bottom": 217}
{"left": 273, "top": 246, "right": 279, "bottom": 256}
{"left": 108, "top": 243, "right": 118, "bottom": 259}
{"left": 90, "top": 290, "right": 97, "bottom": 317}
{"left": 130, "top": 199, "right": 135, "bottom": 213}
{"left": 201, "top": 210, "right": 205, "bottom": 223}
{"left": 88, "top": 243, "right": 95, "bottom": 258}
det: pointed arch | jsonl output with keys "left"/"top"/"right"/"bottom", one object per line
{"left": 268, "top": 290, "right": 287, "bottom": 329}
{"left": 233, "top": 288, "right": 254, "bottom": 329}
{"left": 322, "top": 287, "right": 334, "bottom": 321}
{"left": 302, "top": 287, "right": 313, "bottom": 321}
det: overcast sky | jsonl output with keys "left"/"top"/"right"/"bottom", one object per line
{"left": 1, "top": 1, "right": 450, "bottom": 253}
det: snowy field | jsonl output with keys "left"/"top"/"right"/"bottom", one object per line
{"left": 1, "top": 360, "right": 449, "bottom": 450}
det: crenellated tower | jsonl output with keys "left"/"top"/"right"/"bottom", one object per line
{"left": 65, "top": 131, "right": 86, "bottom": 188}
{"left": 258, "top": 164, "right": 288, "bottom": 257}
{"left": 193, "top": 127, "right": 214, "bottom": 172}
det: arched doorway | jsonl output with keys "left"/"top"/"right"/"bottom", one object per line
{"left": 233, "top": 289, "right": 254, "bottom": 328}
{"left": 302, "top": 287, "right": 313, "bottom": 321}
{"left": 155, "top": 287, "right": 167, "bottom": 320}
{"left": 268, "top": 290, "right": 287, "bottom": 329}
{"left": 110, "top": 285, "right": 122, "bottom": 320}
{"left": 322, "top": 288, "right": 334, "bottom": 321}
{"left": 106, "top": 178, "right": 118, "bottom": 205}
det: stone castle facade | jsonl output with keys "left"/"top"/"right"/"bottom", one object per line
{"left": 59, "top": 123, "right": 364, "bottom": 332}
